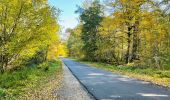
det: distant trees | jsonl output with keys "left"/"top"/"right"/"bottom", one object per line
{"left": 67, "top": 0, "right": 170, "bottom": 69}
{"left": 67, "top": 26, "right": 83, "bottom": 58}
{"left": 0, "top": 0, "right": 60, "bottom": 73}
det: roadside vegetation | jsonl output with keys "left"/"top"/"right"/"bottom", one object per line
{"left": 67, "top": 0, "right": 170, "bottom": 87}
{"left": 0, "top": 0, "right": 65, "bottom": 99}
{"left": 0, "top": 60, "right": 62, "bottom": 99}
{"left": 75, "top": 59, "right": 170, "bottom": 88}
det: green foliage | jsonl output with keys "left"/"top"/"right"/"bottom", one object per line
{"left": 0, "top": 0, "right": 60, "bottom": 72}
{"left": 37, "top": 62, "right": 49, "bottom": 71}
{"left": 67, "top": 27, "right": 84, "bottom": 58}
{"left": 0, "top": 89, "right": 5, "bottom": 97}
{"left": 0, "top": 60, "right": 61, "bottom": 99}
{"left": 68, "top": 0, "right": 170, "bottom": 69}
{"left": 79, "top": 0, "right": 103, "bottom": 61}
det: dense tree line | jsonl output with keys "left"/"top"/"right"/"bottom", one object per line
{"left": 67, "top": 0, "right": 170, "bottom": 69}
{"left": 0, "top": 0, "right": 60, "bottom": 73}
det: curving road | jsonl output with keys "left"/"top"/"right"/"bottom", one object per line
{"left": 62, "top": 58, "right": 170, "bottom": 100}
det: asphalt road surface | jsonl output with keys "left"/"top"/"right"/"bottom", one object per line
{"left": 56, "top": 62, "right": 93, "bottom": 100}
{"left": 62, "top": 58, "right": 170, "bottom": 100}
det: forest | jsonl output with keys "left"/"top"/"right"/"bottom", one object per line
{"left": 0, "top": 0, "right": 170, "bottom": 99}
{"left": 67, "top": 0, "right": 170, "bottom": 70}
{"left": 0, "top": 0, "right": 66, "bottom": 99}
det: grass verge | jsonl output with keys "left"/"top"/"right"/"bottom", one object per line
{"left": 0, "top": 59, "right": 62, "bottom": 99}
{"left": 73, "top": 59, "right": 170, "bottom": 88}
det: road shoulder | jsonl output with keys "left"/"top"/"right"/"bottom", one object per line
{"left": 56, "top": 62, "right": 94, "bottom": 100}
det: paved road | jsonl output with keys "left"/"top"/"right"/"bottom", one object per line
{"left": 56, "top": 62, "right": 93, "bottom": 100}
{"left": 62, "top": 58, "right": 170, "bottom": 100}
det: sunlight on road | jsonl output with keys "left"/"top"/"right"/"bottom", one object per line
{"left": 137, "top": 93, "right": 169, "bottom": 97}
{"left": 88, "top": 73, "right": 104, "bottom": 76}
{"left": 110, "top": 95, "right": 121, "bottom": 98}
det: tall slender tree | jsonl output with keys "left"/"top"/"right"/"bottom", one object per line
{"left": 79, "top": 0, "right": 103, "bottom": 61}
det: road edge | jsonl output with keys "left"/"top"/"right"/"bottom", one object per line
{"left": 62, "top": 59, "right": 97, "bottom": 100}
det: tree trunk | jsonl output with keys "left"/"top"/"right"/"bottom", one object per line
{"left": 130, "top": 22, "right": 139, "bottom": 62}
{"left": 125, "top": 27, "right": 132, "bottom": 64}
{"left": 44, "top": 45, "right": 49, "bottom": 61}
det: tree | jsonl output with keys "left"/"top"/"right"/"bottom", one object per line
{"left": 79, "top": 0, "right": 103, "bottom": 61}
{"left": 67, "top": 26, "right": 83, "bottom": 58}
{"left": 67, "top": 0, "right": 170, "bottom": 69}
{"left": 0, "top": 0, "right": 60, "bottom": 72}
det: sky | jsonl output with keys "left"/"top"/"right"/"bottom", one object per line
{"left": 48, "top": 0, "right": 84, "bottom": 34}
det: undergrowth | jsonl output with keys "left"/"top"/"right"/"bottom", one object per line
{"left": 0, "top": 59, "right": 62, "bottom": 99}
